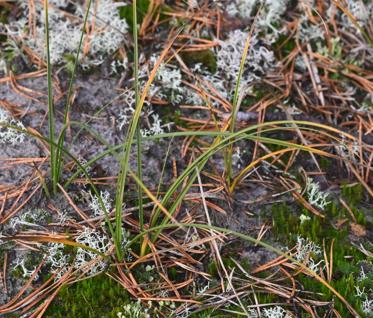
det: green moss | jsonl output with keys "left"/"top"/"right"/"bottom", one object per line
{"left": 319, "top": 156, "right": 332, "bottom": 169}
{"left": 44, "top": 274, "right": 131, "bottom": 318}
{"left": 274, "top": 33, "right": 296, "bottom": 56}
{"left": 119, "top": 0, "right": 150, "bottom": 33}
{"left": 341, "top": 183, "right": 364, "bottom": 206}
{"left": 181, "top": 50, "right": 217, "bottom": 73}
{"left": 268, "top": 193, "right": 370, "bottom": 317}
{"left": 63, "top": 53, "right": 76, "bottom": 75}
{"left": 207, "top": 259, "right": 218, "bottom": 278}
{"left": 0, "top": 7, "right": 10, "bottom": 25}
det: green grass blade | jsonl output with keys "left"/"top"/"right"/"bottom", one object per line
{"left": 132, "top": 0, "right": 144, "bottom": 233}
{"left": 55, "top": 0, "right": 92, "bottom": 186}
{"left": 60, "top": 119, "right": 355, "bottom": 192}
{"left": 226, "top": 8, "right": 261, "bottom": 184}
{"left": 44, "top": 0, "right": 56, "bottom": 193}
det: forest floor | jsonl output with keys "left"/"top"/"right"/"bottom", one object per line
{"left": 0, "top": 0, "right": 372, "bottom": 317}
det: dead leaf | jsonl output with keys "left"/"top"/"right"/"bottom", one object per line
{"left": 350, "top": 223, "right": 366, "bottom": 237}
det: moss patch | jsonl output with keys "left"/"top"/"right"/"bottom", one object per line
{"left": 44, "top": 274, "right": 130, "bottom": 318}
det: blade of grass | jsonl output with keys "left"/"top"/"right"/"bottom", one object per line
{"left": 229, "top": 142, "right": 334, "bottom": 192}
{"left": 225, "top": 6, "right": 261, "bottom": 185}
{"left": 132, "top": 0, "right": 144, "bottom": 233}
{"left": 44, "top": 0, "right": 56, "bottom": 193}
{"left": 54, "top": 0, "right": 92, "bottom": 187}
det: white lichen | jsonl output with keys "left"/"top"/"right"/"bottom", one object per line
{"left": 141, "top": 113, "right": 170, "bottom": 137}
{"left": 117, "top": 89, "right": 150, "bottom": 131}
{"left": 46, "top": 227, "right": 111, "bottom": 279}
{"left": 77, "top": 157, "right": 92, "bottom": 177}
{"left": 226, "top": 0, "right": 289, "bottom": 28}
{"left": 14, "top": 258, "right": 39, "bottom": 280}
{"left": 355, "top": 285, "right": 366, "bottom": 297}
{"left": 295, "top": 236, "right": 321, "bottom": 261}
{"left": 88, "top": 190, "right": 112, "bottom": 217}
{"left": 0, "top": 107, "right": 25, "bottom": 145}
{"left": 9, "top": 209, "right": 47, "bottom": 230}
{"left": 197, "top": 29, "right": 276, "bottom": 102}
{"left": 263, "top": 306, "right": 292, "bottom": 318}
{"left": 0, "top": 58, "right": 6, "bottom": 74}
{"left": 345, "top": 0, "right": 372, "bottom": 25}
{"left": 111, "top": 56, "right": 128, "bottom": 74}
{"left": 226, "top": 0, "right": 257, "bottom": 19}
{"left": 117, "top": 301, "right": 150, "bottom": 318}
{"left": 154, "top": 62, "right": 183, "bottom": 104}
{"left": 46, "top": 242, "right": 70, "bottom": 280}
{"left": 7, "top": 0, "right": 128, "bottom": 66}
{"left": 358, "top": 266, "right": 368, "bottom": 282}
{"left": 299, "top": 214, "right": 311, "bottom": 224}
{"left": 306, "top": 177, "right": 330, "bottom": 210}
{"left": 294, "top": 236, "right": 323, "bottom": 273}
{"left": 354, "top": 265, "right": 373, "bottom": 315}
{"left": 74, "top": 227, "right": 110, "bottom": 274}
{"left": 217, "top": 30, "right": 275, "bottom": 82}
{"left": 362, "top": 297, "right": 372, "bottom": 315}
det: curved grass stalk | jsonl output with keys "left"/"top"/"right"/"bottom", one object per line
{"left": 229, "top": 140, "right": 336, "bottom": 192}
{"left": 149, "top": 120, "right": 357, "bottom": 240}
{"left": 149, "top": 134, "right": 328, "bottom": 243}
{"left": 226, "top": 17, "right": 257, "bottom": 184}
{"left": 5, "top": 119, "right": 354, "bottom": 192}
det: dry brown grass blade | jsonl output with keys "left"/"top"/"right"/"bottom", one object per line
{"left": 139, "top": 296, "right": 200, "bottom": 304}
{"left": 2, "top": 233, "right": 106, "bottom": 256}
{"left": 0, "top": 259, "right": 45, "bottom": 313}
{"left": 110, "top": 265, "right": 147, "bottom": 298}
{"left": 348, "top": 162, "right": 373, "bottom": 197}
{"left": 231, "top": 146, "right": 335, "bottom": 193}
{"left": 57, "top": 183, "right": 95, "bottom": 227}
{"left": 279, "top": 177, "right": 325, "bottom": 218}
{"left": 0, "top": 183, "right": 42, "bottom": 225}
{"left": 0, "top": 70, "right": 46, "bottom": 84}
{"left": 251, "top": 254, "right": 290, "bottom": 274}
{"left": 140, "top": 0, "right": 161, "bottom": 36}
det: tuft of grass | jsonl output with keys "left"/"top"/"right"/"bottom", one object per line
{"left": 54, "top": 0, "right": 92, "bottom": 192}
{"left": 225, "top": 6, "right": 261, "bottom": 185}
